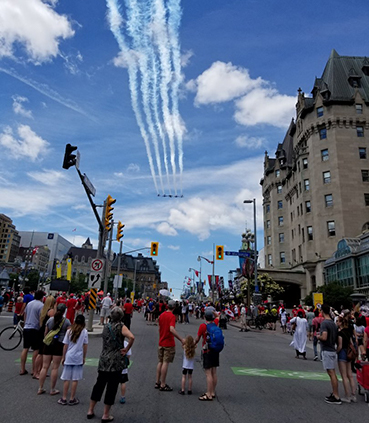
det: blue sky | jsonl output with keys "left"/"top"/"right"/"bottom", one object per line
{"left": 1, "top": 0, "right": 369, "bottom": 295}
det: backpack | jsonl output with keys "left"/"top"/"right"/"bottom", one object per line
{"left": 206, "top": 322, "right": 224, "bottom": 352}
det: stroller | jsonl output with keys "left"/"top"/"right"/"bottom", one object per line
{"left": 356, "top": 360, "right": 369, "bottom": 402}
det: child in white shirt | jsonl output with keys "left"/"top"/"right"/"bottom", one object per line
{"left": 179, "top": 335, "right": 195, "bottom": 395}
{"left": 120, "top": 340, "right": 132, "bottom": 404}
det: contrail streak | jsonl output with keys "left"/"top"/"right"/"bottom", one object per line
{"left": 126, "top": 0, "right": 165, "bottom": 194}
{"left": 0, "top": 67, "right": 95, "bottom": 121}
{"left": 153, "top": 0, "right": 178, "bottom": 195}
{"left": 167, "top": 0, "right": 184, "bottom": 194}
{"left": 106, "top": 0, "right": 159, "bottom": 194}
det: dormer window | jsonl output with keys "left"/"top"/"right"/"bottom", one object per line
{"left": 356, "top": 104, "right": 363, "bottom": 114}
{"left": 348, "top": 68, "right": 361, "bottom": 88}
{"left": 317, "top": 106, "right": 324, "bottom": 118}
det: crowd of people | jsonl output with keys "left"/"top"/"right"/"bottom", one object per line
{"left": 6, "top": 285, "right": 369, "bottom": 416}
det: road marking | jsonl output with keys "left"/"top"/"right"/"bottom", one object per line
{"left": 232, "top": 367, "right": 341, "bottom": 381}
{"left": 15, "top": 357, "right": 132, "bottom": 368}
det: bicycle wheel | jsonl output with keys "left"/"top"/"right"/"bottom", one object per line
{"left": 0, "top": 327, "right": 22, "bottom": 351}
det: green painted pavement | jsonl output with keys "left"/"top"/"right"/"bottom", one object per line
{"left": 232, "top": 367, "right": 341, "bottom": 381}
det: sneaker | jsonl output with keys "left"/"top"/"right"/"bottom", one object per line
{"left": 69, "top": 398, "right": 79, "bottom": 406}
{"left": 341, "top": 397, "right": 351, "bottom": 403}
{"left": 325, "top": 396, "right": 341, "bottom": 405}
{"left": 325, "top": 393, "right": 334, "bottom": 400}
{"left": 58, "top": 398, "right": 68, "bottom": 405}
{"left": 314, "top": 356, "right": 319, "bottom": 361}
{"left": 351, "top": 395, "right": 357, "bottom": 403}
{"left": 120, "top": 396, "right": 126, "bottom": 404}
{"left": 178, "top": 390, "right": 185, "bottom": 395}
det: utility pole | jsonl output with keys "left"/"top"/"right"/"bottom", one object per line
{"left": 115, "top": 240, "right": 123, "bottom": 300}
{"left": 103, "top": 220, "right": 114, "bottom": 295}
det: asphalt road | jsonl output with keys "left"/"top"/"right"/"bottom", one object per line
{"left": 0, "top": 311, "right": 367, "bottom": 423}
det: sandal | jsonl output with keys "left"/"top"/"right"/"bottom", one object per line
{"left": 159, "top": 384, "right": 173, "bottom": 391}
{"left": 155, "top": 382, "right": 161, "bottom": 389}
{"left": 37, "top": 388, "right": 46, "bottom": 395}
{"left": 198, "top": 393, "right": 212, "bottom": 401}
{"left": 19, "top": 370, "right": 28, "bottom": 376}
{"left": 50, "top": 389, "right": 60, "bottom": 396}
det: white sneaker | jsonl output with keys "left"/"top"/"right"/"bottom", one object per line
{"left": 351, "top": 395, "right": 357, "bottom": 403}
{"left": 341, "top": 397, "right": 351, "bottom": 403}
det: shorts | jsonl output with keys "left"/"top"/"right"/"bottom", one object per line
{"left": 337, "top": 348, "right": 348, "bottom": 363}
{"left": 101, "top": 308, "right": 111, "bottom": 318}
{"left": 321, "top": 350, "right": 337, "bottom": 370}
{"left": 61, "top": 364, "right": 84, "bottom": 381}
{"left": 23, "top": 329, "right": 43, "bottom": 351}
{"left": 182, "top": 368, "right": 193, "bottom": 375}
{"left": 203, "top": 350, "right": 219, "bottom": 369}
{"left": 308, "top": 324, "right": 313, "bottom": 333}
{"left": 120, "top": 373, "right": 129, "bottom": 383}
{"left": 358, "top": 337, "right": 363, "bottom": 346}
{"left": 158, "top": 346, "right": 175, "bottom": 363}
{"left": 43, "top": 340, "right": 64, "bottom": 356}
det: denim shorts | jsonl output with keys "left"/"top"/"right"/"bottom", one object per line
{"left": 337, "top": 348, "right": 348, "bottom": 362}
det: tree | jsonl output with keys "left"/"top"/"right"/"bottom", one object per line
{"left": 304, "top": 282, "right": 353, "bottom": 310}
{"left": 26, "top": 270, "right": 40, "bottom": 291}
{"left": 239, "top": 273, "right": 284, "bottom": 302}
{"left": 70, "top": 273, "right": 88, "bottom": 294}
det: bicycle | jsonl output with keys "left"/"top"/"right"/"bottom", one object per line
{"left": 0, "top": 320, "right": 24, "bottom": 351}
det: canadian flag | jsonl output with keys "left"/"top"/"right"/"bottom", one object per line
{"left": 194, "top": 270, "right": 199, "bottom": 277}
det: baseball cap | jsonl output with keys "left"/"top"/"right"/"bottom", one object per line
{"left": 168, "top": 300, "right": 176, "bottom": 308}
{"left": 205, "top": 309, "right": 215, "bottom": 320}
{"left": 57, "top": 303, "right": 66, "bottom": 312}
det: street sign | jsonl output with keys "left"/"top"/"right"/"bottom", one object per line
{"left": 91, "top": 258, "right": 104, "bottom": 272}
{"left": 88, "top": 272, "right": 102, "bottom": 289}
{"left": 225, "top": 251, "right": 251, "bottom": 257}
{"left": 83, "top": 173, "right": 96, "bottom": 197}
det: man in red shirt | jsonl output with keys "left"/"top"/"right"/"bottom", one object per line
{"left": 56, "top": 292, "right": 67, "bottom": 306}
{"left": 123, "top": 298, "right": 133, "bottom": 329}
{"left": 66, "top": 293, "right": 77, "bottom": 324}
{"left": 155, "top": 300, "right": 184, "bottom": 391}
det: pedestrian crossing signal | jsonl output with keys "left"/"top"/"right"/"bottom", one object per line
{"left": 151, "top": 242, "right": 159, "bottom": 256}
{"left": 216, "top": 245, "right": 224, "bottom": 260}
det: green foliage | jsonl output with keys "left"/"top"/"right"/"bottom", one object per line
{"left": 70, "top": 273, "right": 88, "bottom": 294}
{"left": 304, "top": 282, "right": 354, "bottom": 310}
{"left": 239, "top": 273, "right": 284, "bottom": 301}
{"left": 26, "top": 270, "right": 40, "bottom": 291}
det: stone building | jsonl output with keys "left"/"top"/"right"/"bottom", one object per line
{"left": 261, "top": 50, "right": 369, "bottom": 299}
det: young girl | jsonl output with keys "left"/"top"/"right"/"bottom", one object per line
{"left": 58, "top": 314, "right": 88, "bottom": 405}
{"left": 179, "top": 335, "right": 196, "bottom": 395}
{"left": 120, "top": 340, "right": 132, "bottom": 404}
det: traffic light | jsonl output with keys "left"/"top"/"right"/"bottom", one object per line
{"left": 116, "top": 221, "right": 124, "bottom": 242}
{"left": 151, "top": 242, "right": 159, "bottom": 256}
{"left": 104, "top": 194, "right": 116, "bottom": 231}
{"left": 216, "top": 245, "right": 224, "bottom": 260}
{"left": 62, "top": 143, "right": 78, "bottom": 169}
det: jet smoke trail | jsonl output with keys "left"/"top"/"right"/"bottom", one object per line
{"left": 152, "top": 0, "right": 178, "bottom": 195}
{"left": 106, "top": 0, "right": 185, "bottom": 197}
{"left": 125, "top": 0, "right": 165, "bottom": 194}
{"left": 167, "top": 0, "right": 184, "bottom": 193}
{"left": 106, "top": 0, "right": 159, "bottom": 194}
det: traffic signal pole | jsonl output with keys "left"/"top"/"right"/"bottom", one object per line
{"left": 114, "top": 240, "right": 123, "bottom": 301}
{"left": 212, "top": 243, "right": 215, "bottom": 303}
{"left": 104, "top": 220, "right": 114, "bottom": 295}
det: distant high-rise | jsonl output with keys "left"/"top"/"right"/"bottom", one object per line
{"left": 0, "top": 214, "right": 20, "bottom": 263}
{"left": 261, "top": 50, "right": 369, "bottom": 298}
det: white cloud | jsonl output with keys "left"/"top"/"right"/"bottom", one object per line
{"left": 235, "top": 135, "right": 265, "bottom": 149}
{"left": 0, "top": 0, "right": 75, "bottom": 63}
{"left": 0, "top": 124, "right": 49, "bottom": 161}
{"left": 189, "top": 61, "right": 296, "bottom": 128}
{"left": 181, "top": 50, "right": 194, "bottom": 68}
{"left": 156, "top": 222, "right": 178, "bottom": 236}
{"left": 12, "top": 95, "right": 33, "bottom": 118}
{"left": 168, "top": 245, "right": 180, "bottom": 251}
{"left": 27, "top": 169, "right": 68, "bottom": 186}
{"left": 127, "top": 163, "right": 140, "bottom": 173}
{"left": 190, "top": 61, "right": 262, "bottom": 105}
{"left": 234, "top": 87, "right": 296, "bottom": 128}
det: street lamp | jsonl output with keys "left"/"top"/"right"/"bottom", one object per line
{"left": 243, "top": 199, "right": 259, "bottom": 293}
{"left": 197, "top": 254, "right": 215, "bottom": 302}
